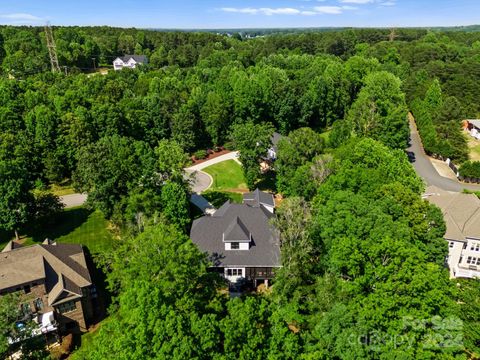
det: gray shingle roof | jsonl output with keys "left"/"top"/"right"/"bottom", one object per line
{"left": 0, "top": 243, "right": 92, "bottom": 292}
{"left": 190, "top": 202, "right": 280, "bottom": 267}
{"left": 121, "top": 55, "right": 148, "bottom": 64}
{"left": 243, "top": 188, "right": 275, "bottom": 208}
{"left": 223, "top": 217, "right": 251, "bottom": 242}
{"left": 271, "top": 132, "right": 283, "bottom": 153}
{"left": 467, "top": 119, "right": 480, "bottom": 129}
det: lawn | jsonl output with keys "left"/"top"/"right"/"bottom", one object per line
{"left": 469, "top": 141, "right": 480, "bottom": 161}
{"left": 0, "top": 207, "right": 115, "bottom": 255}
{"left": 203, "top": 159, "right": 248, "bottom": 192}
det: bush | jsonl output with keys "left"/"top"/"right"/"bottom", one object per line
{"left": 193, "top": 150, "right": 207, "bottom": 160}
{"left": 223, "top": 141, "right": 235, "bottom": 151}
{"left": 459, "top": 161, "right": 480, "bottom": 179}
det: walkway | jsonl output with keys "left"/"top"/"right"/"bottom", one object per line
{"left": 407, "top": 116, "right": 480, "bottom": 192}
{"left": 60, "top": 193, "right": 87, "bottom": 208}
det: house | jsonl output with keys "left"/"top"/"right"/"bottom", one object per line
{"left": 190, "top": 190, "right": 280, "bottom": 289}
{"left": 463, "top": 119, "right": 480, "bottom": 140}
{"left": 113, "top": 55, "right": 148, "bottom": 71}
{"left": 243, "top": 188, "right": 275, "bottom": 213}
{"left": 424, "top": 186, "right": 480, "bottom": 279}
{"left": 0, "top": 239, "right": 97, "bottom": 334}
{"left": 266, "top": 132, "right": 283, "bottom": 161}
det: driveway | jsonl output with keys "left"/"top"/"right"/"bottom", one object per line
{"left": 185, "top": 151, "right": 239, "bottom": 214}
{"left": 407, "top": 116, "right": 480, "bottom": 192}
{"left": 60, "top": 193, "right": 87, "bottom": 208}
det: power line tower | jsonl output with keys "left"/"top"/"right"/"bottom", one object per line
{"left": 44, "top": 23, "right": 60, "bottom": 73}
{"left": 389, "top": 27, "right": 398, "bottom": 42}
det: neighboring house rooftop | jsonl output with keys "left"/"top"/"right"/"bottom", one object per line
{"left": 190, "top": 202, "right": 280, "bottom": 267}
{"left": 243, "top": 189, "right": 275, "bottom": 208}
{"left": 118, "top": 55, "right": 148, "bottom": 64}
{"left": 0, "top": 241, "right": 92, "bottom": 305}
{"left": 467, "top": 119, "right": 480, "bottom": 129}
{"left": 271, "top": 132, "right": 283, "bottom": 153}
{"left": 424, "top": 185, "right": 480, "bottom": 241}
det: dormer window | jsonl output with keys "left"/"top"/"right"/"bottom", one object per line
{"left": 223, "top": 216, "right": 251, "bottom": 251}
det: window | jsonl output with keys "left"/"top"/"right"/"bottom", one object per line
{"left": 34, "top": 298, "right": 44, "bottom": 311}
{"left": 449, "top": 242, "right": 454, "bottom": 248}
{"left": 24, "top": 285, "right": 31, "bottom": 294}
{"left": 467, "top": 256, "right": 472, "bottom": 264}
{"left": 57, "top": 301, "right": 76, "bottom": 314}
{"left": 463, "top": 243, "right": 468, "bottom": 249}
{"left": 231, "top": 242, "right": 240, "bottom": 250}
{"left": 476, "top": 243, "right": 480, "bottom": 252}
{"left": 226, "top": 268, "right": 242, "bottom": 277}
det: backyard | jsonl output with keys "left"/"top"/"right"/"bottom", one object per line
{"left": 468, "top": 137, "right": 480, "bottom": 161}
{"left": 0, "top": 206, "right": 115, "bottom": 255}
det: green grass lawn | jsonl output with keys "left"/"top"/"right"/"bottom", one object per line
{"left": 203, "top": 159, "right": 248, "bottom": 192}
{"left": 0, "top": 207, "right": 115, "bottom": 254}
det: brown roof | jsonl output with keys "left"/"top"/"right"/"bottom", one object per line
{"left": 424, "top": 185, "right": 480, "bottom": 241}
{"left": 0, "top": 242, "right": 92, "bottom": 293}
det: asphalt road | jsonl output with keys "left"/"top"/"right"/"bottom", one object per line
{"left": 407, "top": 118, "right": 480, "bottom": 192}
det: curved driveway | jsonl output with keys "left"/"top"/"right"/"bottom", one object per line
{"left": 185, "top": 152, "right": 239, "bottom": 194}
{"left": 407, "top": 117, "right": 480, "bottom": 192}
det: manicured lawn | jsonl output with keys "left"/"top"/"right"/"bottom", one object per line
{"left": 470, "top": 142, "right": 480, "bottom": 161}
{"left": 0, "top": 207, "right": 115, "bottom": 255}
{"left": 203, "top": 159, "right": 248, "bottom": 192}
{"left": 49, "top": 180, "right": 76, "bottom": 196}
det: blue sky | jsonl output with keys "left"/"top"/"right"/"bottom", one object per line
{"left": 0, "top": 0, "right": 479, "bottom": 29}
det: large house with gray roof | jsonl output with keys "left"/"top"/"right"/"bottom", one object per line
{"left": 424, "top": 185, "right": 480, "bottom": 279}
{"left": 0, "top": 240, "right": 97, "bottom": 335}
{"left": 190, "top": 190, "right": 280, "bottom": 288}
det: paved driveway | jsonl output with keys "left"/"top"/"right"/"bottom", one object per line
{"left": 407, "top": 117, "right": 480, "bottom": 192}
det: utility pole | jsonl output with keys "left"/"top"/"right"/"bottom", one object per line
{"left": 44, "top": 22, "right": 60, "bottom": 73}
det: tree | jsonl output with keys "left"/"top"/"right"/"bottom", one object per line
{"left": 347, "top": 71, "right": 409, "bottom": 149}
{"left": 275, "top": 127, "right": 325, "bottom": 196}
{"left": 73, "top": 223, "right": 224, "bottom": 360}
{"left": 230, "top": 121, "right": 274, "bottom": 190}
{"left": 0, "top": 133, "right": 34, "bottom": 240}
{"left": 160, "top": 181, "right": 190, "bottom": 231}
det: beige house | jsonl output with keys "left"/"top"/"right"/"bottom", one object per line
{"left": 424, "top": 186, "right": 480, "bottom": 279}
{"left": 0, "top": 240, "right": 97, "bottom": 334}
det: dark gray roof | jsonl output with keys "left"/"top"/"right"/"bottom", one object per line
{"left": 243, "top": 189, "right": 275, "bottom": 208}
{"left": 190, "top": 202, "right": 280, "bottom": 267}
{"left": 224, "top": 217, "right": 251, "bottom": 242}
{"left": 121, "top": 55, "right": 148, "bottom": 64}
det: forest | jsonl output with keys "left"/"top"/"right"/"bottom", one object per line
{"left": 0, "top": 25, "right": 480, "bottom": 359}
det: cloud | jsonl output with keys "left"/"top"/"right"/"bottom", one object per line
{"left": 339, "top": 0, "right": 374, "bottom": 3}
{"left": 220, "top": 5, "right": 357, "bottom": 16}
{"left": 0, "top": 13, "right": 44, "bottom": 24}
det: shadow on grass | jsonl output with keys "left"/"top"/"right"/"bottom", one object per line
{"left": 256, "top": 170, "right": 277, "bottom": 193}
{"left": 203, "top": 191, "right": 243, "bottom": 208}
{"left": 26, "top": 207, "right": 93, "bottom": 243}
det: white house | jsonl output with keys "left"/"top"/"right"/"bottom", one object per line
{"left": 424, "top": 186, "right": 480, "bottom": 279}
{"left": 113, "top": 55, "right": 148, "bottom": 71}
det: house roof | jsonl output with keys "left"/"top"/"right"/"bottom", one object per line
{"left": 243, "top": 189, "right": 275, "bottom": 208}
{"left": 424, "top": 185, "right": 480, "bottom": 241}
{"left": 119, "top": 55, "right": 148, "bottom": 64}
{"left": 190, "top": 202, "right": 280, "bottom": 267}
{"left": 223, "top": 217, "right": 251, "bottom": 242}
{"left": 0, "top": 242, "right": 92, "bottom": 293}
{"left": 467, "top": 119, "right": 480, "bottom": 129}
{"left": 271, "top": 132, "right": 283, "bottom": 152}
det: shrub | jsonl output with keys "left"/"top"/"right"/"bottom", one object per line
{"left": 459, "top": 161, "right": 480, "bottom": 179}
{"left": 224, "top": 141, "right": 235, "bottom": 151}
{"left": 193, "top": 150, "right": 207, "bottom": 160}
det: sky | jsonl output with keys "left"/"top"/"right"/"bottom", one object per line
{"left": 0, "top": 0, "right": 479, "bottom": 29}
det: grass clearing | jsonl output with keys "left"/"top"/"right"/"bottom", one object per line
{"left": 203, "top": 159, "right": 248, "bottom": 192}
{"left": 0, "top": 207, "right": 115, "bottom": 255}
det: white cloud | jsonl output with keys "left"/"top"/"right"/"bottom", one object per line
{"left": 220, "top": 5, "right": 357, "bottom": 16}
{"left": 339, "top": 0, "right": 374, "bottom": 3}
{"left": 0, "top": 13, "right": 42, "bottom": 21}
